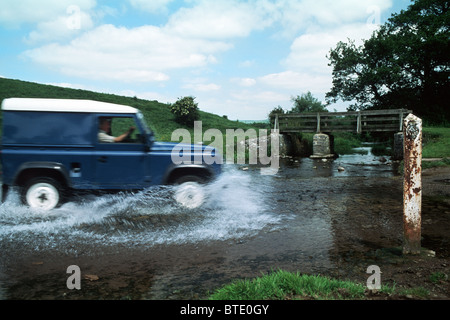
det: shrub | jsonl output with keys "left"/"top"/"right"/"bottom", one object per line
{"left": 170, "top": 96, "right": 200, "bottom": 126}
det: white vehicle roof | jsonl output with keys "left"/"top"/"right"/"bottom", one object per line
{"left": 1, "top": 98, "right": 138, "bottom": 114}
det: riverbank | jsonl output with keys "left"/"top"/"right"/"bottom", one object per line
{"left": 209, "top": 165, "right": 450, "bottom": 300}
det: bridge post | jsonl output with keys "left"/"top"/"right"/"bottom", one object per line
{"left": 316, "top": 113, "right": 321, "bottom": 133}
{"left": 274, "top": 114, "right": 279, "bottom": 131}
{"left": 403, "top": 114, "right": 422, "bottom": 255}
{"left": 357, "top": 112, "right": 362, "bottom": 134}
{"left": 392, "top": 132, "right": 403, "bottom": 160}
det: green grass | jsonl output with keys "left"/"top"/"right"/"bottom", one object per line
{"left": 333, "top": 132, "right": 364, "bottom": 155}
{"left": 208, "top": 269, "right": 430, "bottom": 300}
{"left": 423, "top": 127, "right": 450, "bottom": 159}
{"left": 209, "top": 270, "right": 374, "bottom": 300}
{"left": 429, "top": 272, "right": 448, "bottom": 284}
{"left": 422, "top": 157, "right": 450, "bottom": 169}
{"left": 399, "top": 127, "right": 450, "bottom": 172}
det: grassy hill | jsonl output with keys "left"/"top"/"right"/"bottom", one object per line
{"left": 0, "top": 78, "right": 263, "bottom": 142}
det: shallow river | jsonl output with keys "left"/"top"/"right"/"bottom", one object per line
{"left": 0, "top": 147, "right": 444, "bottom": 299}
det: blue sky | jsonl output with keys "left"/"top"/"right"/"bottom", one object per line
{"left": 0, "top": 0, "right": 412, "bottom": 120}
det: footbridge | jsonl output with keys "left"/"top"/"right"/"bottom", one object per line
{"left": 272, "top": 109, "right": 412, "bottom": 134}
{"left": 271, "top": 109, "right": 412, "bottom": 159}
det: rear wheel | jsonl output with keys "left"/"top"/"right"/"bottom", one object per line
{"left": 172, "top": 175, "right": 206, "bottom": 209}
{"left": 21, "top": 177, "right": 63, "bottom": 211}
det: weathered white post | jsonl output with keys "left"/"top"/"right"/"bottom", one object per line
{"left": 403, "top": 114, "right": 422, "bottom": 255}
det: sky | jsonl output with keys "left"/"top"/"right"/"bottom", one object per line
{"left": 0, "top": 0, "right": 412, "bottom": 120}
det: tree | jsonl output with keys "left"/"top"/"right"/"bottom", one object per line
{"left": 326, "top": 0, "right": 449, "bottom": 123}
{"left": 290, "top": 91, "right": 328, "bottom": 113}
{"left": 268, "top": 105, "right": 285, "bottom": 127}
{"left": 170, "top": 96, "right": 200, "bottom": 126}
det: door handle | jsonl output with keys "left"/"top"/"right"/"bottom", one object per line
{"left": 98, "top": 156, "right": 108, "bottom": 163}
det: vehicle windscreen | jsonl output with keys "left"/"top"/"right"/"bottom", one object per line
{"left": 137, "top": 112, "right": 152, "bottom": 136}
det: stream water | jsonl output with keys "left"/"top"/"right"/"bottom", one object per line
{"left": 0, "top": 146, "right": 423, "bottom": 299}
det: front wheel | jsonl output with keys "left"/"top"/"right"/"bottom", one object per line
{"left": 172, "top": 175, "right": 207, "bottom": 209}
{"left": 21, "top": 178, "right": 63, "bottom": 211}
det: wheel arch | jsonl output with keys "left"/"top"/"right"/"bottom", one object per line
{"left": 14, "top": 162, "right": 70, "bottom": 189}
{"left": 164, "top": 165, "right": 213, "bottom": 185}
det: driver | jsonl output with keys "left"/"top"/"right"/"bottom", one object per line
{"left": 98, "top": 117, "right": 135, "bottom": 143}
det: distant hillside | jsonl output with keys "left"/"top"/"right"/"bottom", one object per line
{"left": 0, "top": 78, "right": 261, "bottom": 141}
{"left": 240, "top": 120, "right": 270, "bottom": 124}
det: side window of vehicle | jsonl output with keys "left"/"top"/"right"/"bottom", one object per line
{"left": 98, "top": 116, "right": 141, "bottom": 143}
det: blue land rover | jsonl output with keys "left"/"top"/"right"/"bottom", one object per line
{"left": 0, "top": 98, "right": 221, "bottom": 210}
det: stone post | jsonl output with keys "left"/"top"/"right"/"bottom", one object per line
{"left": 403, "top": 114, "right": 422, "bottom": 255}
{"left": 310, "top": 133, "right": 335, "bottom": 159}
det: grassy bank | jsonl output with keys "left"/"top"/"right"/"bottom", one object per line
{"left": 0, "top": 78, "right": 257, "bottom": 143}
{"left": 423, "top": 127, "right": 450, "bottom": 159}
{"left": 208, "top": 269, "right": 430, "bottom": 300}
{"left": 405, "top": 126, "right": 450, "bottom": 171}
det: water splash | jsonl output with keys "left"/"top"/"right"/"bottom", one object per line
{"left": 0, "top": 167, "right": 281, "bottom": 251}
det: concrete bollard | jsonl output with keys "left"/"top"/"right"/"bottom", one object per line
{"left": 402, "top": 114, "right": 422, "bottom": 255}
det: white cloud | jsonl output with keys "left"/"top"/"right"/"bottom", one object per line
{"left": 0, "top": 0, "right": 96, "bottom": 27}
{"left": 164, "top": 0, "right": 273, "bottom": 39}
{"left": 231, "top": 78, "right": 256, "bottom": 87}
{"left": 25, "top": 10, "right": 94, "bottom": 44}
{"left": 284, "top": 23, "right": 377, "bottom": 76}
{"left": 183, "top": 82, "right": 221, "bottom": 92}
{"left": 23, "top": 24, "right": 231, "bottom": 82}
{"left": 259, "top": 71, "right": 331, "bottom": 93}
{"left": 232, "top": 90, "right": 288, "bottom": 104}
{"left": 274, "top": 0, "right": 392, "bottom": 36}
{"left": 227, "top": 89, "right": 290, "bottom": 119}
{"left": 194, "top": 83, "right": 221, "bottom": 92}
{"left": 0, "top": 0, "right": 97, "bottom": 45}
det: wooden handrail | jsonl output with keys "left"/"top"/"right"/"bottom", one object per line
{"left": 271, "top": 109, "right": 412, "bottom": 133}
